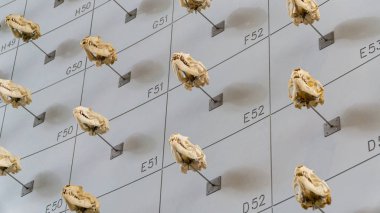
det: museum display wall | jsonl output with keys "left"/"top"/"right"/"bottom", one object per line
{"left": 0, "top": 0, "right": 379, "bottom": 212}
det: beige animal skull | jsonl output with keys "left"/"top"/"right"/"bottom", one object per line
{"left": 179, "top": 0, "right": 211, "bottom": 13}
{"left": 0, "top": 146, "right": 21, "bottom": 176}
{"left": 62, "top": 185, "right": 100, "bottom": 213}
{"left": 0, "top": 79, "right": 32, "bottom": 108}
{"left": 172, "top": 52, "right": 209, "bottom": 91}
{"left": 5, "top": 14, "right": 41, "bottom": 42}
{"left": 288, "top": 0, "right": 320, "bottom": 26}
{"left": 288, "top": 68, "right": 324, "bottom": 109}
{"left": 80, "top": 36, "right": 117, "bottom": 67}
{"left": 73, "top": 106, "right": 109, "bottom": 136}
{"left": 169, "top": 133, "right": 207, "bottom": 174}
{"left": 293, "top": 165, "right": 331, "bottom": 210}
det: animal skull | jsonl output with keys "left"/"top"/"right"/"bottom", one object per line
{"left": 73, "top": 106, "right": 110, "bottom": 136}
{"left": 179, "top": 0, "right": 211, "bottom": 13}
{"left": 5, "top": 14, "right": 41, "bottom": 42}
{"left": 80, "top": 36, "right": 117, "bottom": 67}
{"left": 288, "top": 68, "right": 324, "bottom": 109}
{"left": 288, "top": 0, "right": 320, "bottom": 26}
{"left": 0, "top": 146, "right": 21, "bottom": 176}
{"left": 172, "top": 52, "right": 209, "bottom": 91}
{"left": 293, "top": 165, "right": 331, "bottom": 210}
{"left": 0, "top": 79, "right": 32, "bottom": 108}
{"left": 169, "top": 133, "right": 207, "bottom": 174}
{"left": 62, "top": 185, "right": 100, "bottom": 213}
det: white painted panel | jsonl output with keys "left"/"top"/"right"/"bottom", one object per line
{"left": 0, "top": 0, "right": 378, "bottom": 212}
{"left": 170, "top": 0, "right": 268, "bottom": 89}
{"left": 98, "top": 172, "right": 161, "bottom": 213}
{"left": 0, "top": 49, "right": 17, "bottom": 107}
{"left": 270, "top": 0, "right": 380, "bottom": 112}
{"left": 91, "top": 0, "right": 173, "bottom": 52}
{"left": 0, "top": 139, "right": 74, "bottom": 213}
{"left": 26, "top": 0, "right": 93, "bottom": 34}
{"left": 272, "top": 56, "right": 380, "bottom": 203}
{"left": 71, "top": 95, "right": 166, "bottom": 196}
{"left": 161, "top": 119, "right": 271, "bottom": 213}
{"left": 81, "top": 26, "right": 171, "bottom": 119}
{"left": 12, "top": 12, "right": 91, "bottom": 93}
{"left": 165, "top": 39, "right": 270, "bottom": 166}
{"left": 0, "top": 72, "right": 83, "bottom": 158}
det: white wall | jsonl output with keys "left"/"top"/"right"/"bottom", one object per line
{"left": 0, "top": 0, "right": 380, "bottom": 212}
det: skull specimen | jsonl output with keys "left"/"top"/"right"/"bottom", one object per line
{"left": 172, "top": 52, "right": 209, "bottom": 91}
{"left": 169, "top": 133, "right": 207, "bottom": 174}
{"left": 293, "top": 165, "right": 331, "bottom": 210}
{"left": 5, "top": 14, "right": 41, "bottom": 42}
{"left": 288, "top": 0, "right": 320, "bottom": 26}
{"left": 73, "top": 106, "right": 110, "bottom": 136}
{"left": 179, "top": 0, "right": 211, "bottom": 13}
{"left": 0, "top": 146, "right": 21, "bottom": 176}
{"left": 0, "top": 79, "right": 32, "bottom": 108}
{"left": 288, "top": 68, "right": 324, "bottom": 109}
{"left": 62, "top": 185, "right": 100, "bottom": 213}
{"left": 80, "top": 36, "right": 117, "bottom": 67}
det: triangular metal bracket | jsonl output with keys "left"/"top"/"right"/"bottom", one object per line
{"left": 319, "top": 31, "right": 335, "bottom": 50}
{"left": 323, "top": 116, "right": 341, "bottom": 137}
{"left": 44, "top": 50, "right": 56, "bottom": 64}
{"left": 125, "top": 8, "right": 137, "bottom": 23}
{"left": 21, "top": 180, "right": 34, "bottom": 197}
{"left": 54, "top": 0, "right": 64, "bottom": 8}
{"left": 110, "top": 142, "right": 124, "bottom": 160}
{"left": 33, "top": 112, "right": 46, "bottom": 128}
{"left": 212, "top": 21, "right": 225, "bottom": 37}
{"left": 206, "top": 176, "right": 221, "bottom": 196}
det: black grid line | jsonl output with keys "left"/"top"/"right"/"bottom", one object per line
{"left": 2, "top": 1, "right": 379, "bottom": 211}
{"left": 267, "top": 0, "right": 274, "bottom": 212}
{"left": 16, "top": 48, "right": 380, "bottom": 176}
{"left": 20, "top": 134, "right": 77, "bottom": 160}
{"left": 67, "top": 0, "right": 96, "bottom": 188}
{"left": 0, "top": 0, "right": 323, "bottom": 99}
{"left": 0, "top": 46, "right": 18, "bottom": 57}
{"left": 0, "top": 0, "right": 16, "bottom": 9}
{"left": 15, "top": 46, "right": 380, "bottom": 168}
{"left": 0, "top": 0, "right": 109, "bottom": 58}
{"left": 97, "top": 168, "right": 162, "bottom": 198}
{"left": 158, "top": 0, "right": 175, "bottom": 212}
{"left": 325, "top": 151, "right": 380, "bottom": 182}
{"left": 269, "top": 0, "right": 332, "bottom": 36}
{"left": 0, "top": 12, "right": 189, "bottom": 100}
{"left": 254, "top": 148, "right": 380, "bottom": 211}
{"left": 90, "top": 108, "right": 380, "bottom": 208}
{"left": 17, "top": 48, "right": 380, "bottom": 180}
{"left": 0, "top": 0, "right": 27, "bottom": 139}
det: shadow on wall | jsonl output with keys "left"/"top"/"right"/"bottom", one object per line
{"left": 335, "top": 17, "right": 380, "bottom": 40}
{"left": 226, "top": 7, "right": 267, "bottom": 30}
{"left": 124, "top": 133, "right": 157, "bottom": 154}
{"left": 355, "top": 206, "right": 380, "bottom": 213}
{"left": 34, "top": 171, "right": 62, "bottom": 197}
{"left": 342, "top": 103, "right": 380, "bottom": 132}
{"left": 0, "top": 19, "right": 8, "bottom": 33}
{"left": 56, "top": 39, "right": 83, "bottom": 59}
{"left": 0, "top": 70, "right": 9, "bottom": 79}
{"left": 222, "top": 166, "right": 267, "bottom": 193}
{"left": 132, "top": 60, "right": 165, "bottom": 83}
{"left": 224, "top": 82, "right": 267, "bottom": 107}
{"left": 45, "top": 104, "right": 73, "bottom": 124}
{"left": 139, "top": 0, "right": 171, "bottom": 14}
